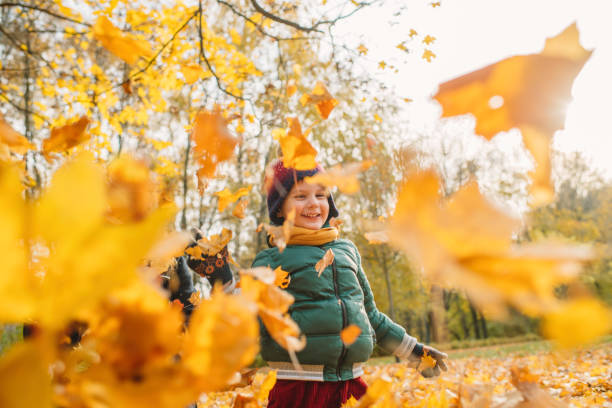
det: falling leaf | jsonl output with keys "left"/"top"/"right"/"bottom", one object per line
{"left": 396, "top": 42, "right": 408, "bottom": 52}
{"left": 286, "top": 79, "right": 297, "bottom": 97}
{"left": 522, "top": 126, "right": 554, "bottom": 207}
{"left": 106, "top": 155, "right": 158, "bottom": 223}
{"left": 434, "top": 23, "right": 591, "bottom": 140}
{"left": 357, "top": 44, "right": 368, "bottom": 55}
{"left": 423, "top": 35, "right": 436, "bottom": 45}
{"left": 409, "top": 29, "right": 418, "bottom": 38}
{"left": 315, "top": 249, "right": 334, "bottom": 277}
{"left": 364, "top": 230, "right": 388, "bottom": 245}
{"left": 232, "top": 198, "right": 249, "bottom": 219}
{"left": 304, "top": 161, "right": 373, "bottom": 194}
{"left": 378, "top": 60, "right": 387, "bottom": 70}
{"left": 191, "top": 108, "right": 239, "bottom": 178}
{"left": 299, "top": 82, "right": 339, "bottom": 119}
{"left": 92, "top": 16, "right": 153, "bottom": 65}
{"left": 329, "top": 217, "right": 343, "bottom": 232}
{"left": 422, "top": 49, "right": 436, "bottom": 62}
{"left": 42, "top": 116, "right": 90, "bottom": 159}
{"left": 340, "top": 324, "right": 361, "bottom": 345}
{"left": 430, "top": 1, "right": 441, "bottom": 7}
{"left": 257, "top": 209, "right": 294, "bottom": 253}
{"left": 274, "top": 117, "right": 318, "bottom": 170}
{"left": 385, "top": 169, "right": 592, "bottom": 316}
{"left": 182, "top": 287, "right": 260, "bottom": 392}
{"left": 214, "top": 186, "right": 252, "bottom": 212}
{"left": 541, "top": 298, "right": 612, "bottom": 348}
{"left": 185, "top": 228, "right": 233, "bottom": 258}
{"left": 273, "top": 266, "right": 290, "bottom": 288}
{"left": 0, "top": 114, "right": 33, "bottom": 155}
{"left": 374, "top": 113, "right": 383, "bottom": 123}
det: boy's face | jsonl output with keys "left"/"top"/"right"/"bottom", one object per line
{"left": 281, "top": 181, "right": 330, "bottom": 230}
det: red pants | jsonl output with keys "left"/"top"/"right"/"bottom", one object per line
{"left": 267, "top": 378, "right": 368, "bottom": 408}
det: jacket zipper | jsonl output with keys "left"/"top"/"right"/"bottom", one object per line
{"left": 332, "top": 258, "right": 348, "bottom": 380}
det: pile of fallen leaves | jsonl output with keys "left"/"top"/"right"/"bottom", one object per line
{"left": 197, "top": 344, "right": 612, "bottom": 408}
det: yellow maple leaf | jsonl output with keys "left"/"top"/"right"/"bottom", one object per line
{"left": 423, "top": 35, "right": 436, "bottom": 45}
{"left": 274, "top": 117, "right": 318, "bottom": 171}
{"left": 42, "top": 116, "right": 90, "bottom": 160}
{"left": 191, "top": 108, "right": 239, "bottom": 178}
{"left": 304, "top": 161, "right": 373, "bottom": 194}
{"left": 299, "top": 82, "right": 339, "bottom": 119}
{"left": 232, "top": 198, "right": 249, "bottom": 219}
{"left": 409, "top": 29, "right": 418, "bottom": 38}
{"left": 185, "top": 228, "right": 233, "bottom": 259}
{"left": 422, "top": 49, "right": 436, "bottom": 62}
{"left": 214, "top": 185, "right": 252, "bottom": 212}
{"left": 0, "top": 153, "right": 176, "bottom": 329}
{"left": 430, "top": 1, "right": 441, "bottom": 7}
{"left": 542, "top": 298, "right": 612, "bottom": 348}
{"left": 92, "top": 16, "right": 153, "bottom": 65}
{"left": 340, "top": 324, "right": 361, "bottom": 346}
{"left": 434, "top": 23, "right": 591, "bottom": 140}
{"left": 106, "top": 155, "right": 158, "bottom": 223}
{"left": 386, "top": 169, "right": 592, "bottom": 316}
{"left": 357, "top": 44, "right": 368, "bottom": 55}
{"left": 396, "top": 42, "right": 408, "bottom": 52}
{"left": 378, "top": 60, "right": 387, "bottom": 70}
{"left": 182, "top": 287, "right": 260, "bottom": 392}
{"left": 273, "top": 266, "right": 291, "bottom": 289}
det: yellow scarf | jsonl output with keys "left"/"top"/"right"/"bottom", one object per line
{"left": 270, "top": 226, "right": 339, "bottom": 247}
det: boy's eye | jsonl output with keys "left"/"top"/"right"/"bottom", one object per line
{"left": 294, "top": 195, "right": 305, "bottom": 199}
{"left": 316, "top": 194, "right": 326, "bottom": 198}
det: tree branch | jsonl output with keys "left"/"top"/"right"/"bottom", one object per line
{"left": 197, "top": 1, "right": 245, "bottom": 100}
{"left": 216, "top": 0, "right": 309, "bottom": 42}
{"left": 250, "top": 0, "right": 323, "bottom": 33}
{"left": 0, "top": 2, "right": 91, "bottom": 27}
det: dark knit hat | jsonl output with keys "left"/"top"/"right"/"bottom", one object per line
{"left": 265, "top": 159, "right": 339, "bottom": 225}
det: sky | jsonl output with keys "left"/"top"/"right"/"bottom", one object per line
{"left": 335, "top": 0, "right": 612, "bottom": 179}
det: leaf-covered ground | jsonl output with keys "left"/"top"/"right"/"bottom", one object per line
{"left": 198, "top": 344, "right": 612, "bottom": 407}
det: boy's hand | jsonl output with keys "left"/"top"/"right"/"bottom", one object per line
{"left": 186, "top": 245, "right": 234, "bottom": 290}
{"left": 418, "top": 345, "right": 448, "bottom": 378}
{"left": 408, "top": 344, "right": 448, "bottom": 378}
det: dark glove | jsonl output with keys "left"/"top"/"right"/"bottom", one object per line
{"left": 172, "top": 256, "right": 196, "bottom": 323}
{"left": 410, "top": 343, "right": 448, "bottom": 378}
{"left": 186, "top": 246, "right": 234, "bottom": 291}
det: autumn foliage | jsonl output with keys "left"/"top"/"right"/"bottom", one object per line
{"left": 1, "top": 0, "right": 611, "bottom": 407}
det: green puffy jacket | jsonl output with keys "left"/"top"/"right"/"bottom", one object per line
{"left": 252, "top": 238, "right": 417, "bottom": 381}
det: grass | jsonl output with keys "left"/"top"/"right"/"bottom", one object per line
{"left": 366, "top": 335, "right": 612, "bottom": 365}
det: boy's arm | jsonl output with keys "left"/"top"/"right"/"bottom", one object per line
{"left": 353, "top": 245, "right": 447, "bottom": 374}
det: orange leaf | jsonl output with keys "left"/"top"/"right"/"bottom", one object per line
{"left": 186, "top": 228, "right": 233, "bottom": 258}
{"left": 191, "top": 109, "right": 239, "bottom": 178}
{"left": 304, "top": 161, "right": 372, "bottom": 194}
{"left": 522, "top": 126, "right": 554, "bottom": 207}
{"left": 422, "top": 49, "right": 436, "bottom": 62}
{"left": 299, "top": 82, "right": 338, "bottom": 119}
{"left": 434, "top": 23, "right": 592, "bottom": 140}
{"left": 214, "top": 186, "right": 251, "bottom": 212}
{"left": 273, "top": 266, "right": 291, "bottom": 289}
{"left": 274, "top": 117, "right": 318, "bottom": 170}
{"left": 286, "top": 79, "right": 297, "bottom": 97}
{"left": 232, "top": 198, "right": 249, "bottom": 219}
{"left": 340, "top": 324, "right": 361, "bottom": 345}
{"left": 92, "top": 16, "right": 153, "bottom": 65}
{"left": 315, "top": 249, "right": 334, "bottom": 277}
{"left": 0, "top": 114, "right": 32, "bottom": 155}
{"left": 42, "top": 116, "right": 90, "bottom": 159}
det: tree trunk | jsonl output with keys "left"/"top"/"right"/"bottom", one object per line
{"left": 479, "top": 310, "right": 488, "bottom": 339}
{"left": 468, "top": 300, "right": 481, "bottom": 339}
{"left": 428, "top": 285, "right": 448, "bottom": 343}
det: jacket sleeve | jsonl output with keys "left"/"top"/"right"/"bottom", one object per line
{"left": 353, "top": 244, "right": 421, "bottom": 359}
